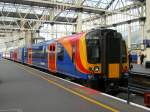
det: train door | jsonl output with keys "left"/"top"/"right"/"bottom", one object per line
{"left": 28, "top": 48, "right": 32, "bottom": 65}
{"left": 48, "top": 43, "right": 56, "bottom": 72}
{"left": 22, "top": 48, "right": 25, "bottom": 63}
{"left": 14, "top": 49, "right": 18, "bottom": 61}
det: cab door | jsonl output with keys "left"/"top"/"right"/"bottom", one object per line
{"left": 48, "top": 43, "right": 56, "bottom": 72}
{"left": 101, "top": 32, "right": 121, "bottom": 79}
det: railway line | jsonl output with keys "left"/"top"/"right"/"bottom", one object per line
{"left": 119, "top": 71, "right": 150, "bottom": 94}
{"left": 128, "top": 71, "right": 150, "bottom": 94}
{"left": 119, "top": 84, "right": 150, "bottom": 94}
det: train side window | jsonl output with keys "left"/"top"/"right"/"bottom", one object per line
{"left": 45, "top": 47, "right": 48, "bottom": 58}
{"left": 57, "top": 43, "right": 64, "bottom": 61}
{"left": 24, "top": 50, "right": 27, "bottom": 57}
{"left": 122, "top": 40, "right": 127, "bottom": 63}
{"left": 42, "top": 46, "right": 46, "bottom": 59}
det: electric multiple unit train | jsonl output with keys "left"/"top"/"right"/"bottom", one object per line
{"left": 5, "top": 29, "right": 129, "bottom": 92}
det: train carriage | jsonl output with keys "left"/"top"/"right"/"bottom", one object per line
{"left": 9, "top": 29, "right": 129, "bottom": 92}
{"left": 17, "top": 48, "right": 25, "bottom": 63}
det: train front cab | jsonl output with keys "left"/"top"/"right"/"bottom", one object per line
{"left": 84, "top": 29, "right": 128, "bottom": 92}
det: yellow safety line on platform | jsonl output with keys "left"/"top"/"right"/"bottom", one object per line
{"left": 16, "top": 63, "right": 119, "bottom": 112}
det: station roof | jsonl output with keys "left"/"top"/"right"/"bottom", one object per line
{"left": 0, "top": 0, "right": 146, "bottom": 50}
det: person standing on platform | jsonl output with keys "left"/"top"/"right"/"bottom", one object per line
{"left": 128, "top": 51, "right": 132, "bottom": 70}
{"left": 140, "top": 53, "right": 145, "bottom": 65}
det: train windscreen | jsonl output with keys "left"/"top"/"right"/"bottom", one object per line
{"left": 86, "top": 31, "right": 101, "bottom": 64}
{"left": 122, "top": 40, "right": 127, "bottom": 63}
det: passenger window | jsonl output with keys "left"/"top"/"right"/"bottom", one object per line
{"left": 43, "top": 47, "right": 46, "bottom": 59}
{"left": 57, "top": 43, "right": 64, "bottom": 61}
{"left": 24, "top": 51, "right": 27, "bottom": 57}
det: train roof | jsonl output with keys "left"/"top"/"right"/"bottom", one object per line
{"left": 32, "top": 39, "right": 56, "bottom": 47}
{"left": 87, "top": 28, "right": 117, "bottom": 33}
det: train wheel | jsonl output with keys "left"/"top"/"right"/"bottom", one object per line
{"left": 104, "top": 81, "right": 119, "bottom": 94}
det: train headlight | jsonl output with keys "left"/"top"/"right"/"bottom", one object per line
{"left": 94, "top": 66, "right": 99, "bottom": 72}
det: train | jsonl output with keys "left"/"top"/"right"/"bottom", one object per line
{"left": 5, "top": 29, "right": 129, "bottom": 92}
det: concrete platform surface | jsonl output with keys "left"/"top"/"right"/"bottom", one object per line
{"left": 0, "top": 59, "right": 149, "bottom": 112}
{"left": 131, "top": 64, "right": 150, "bottom": 74}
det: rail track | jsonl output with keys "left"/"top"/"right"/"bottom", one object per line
{"left": 120, "top": 71, "right": 150, "bottom": 94}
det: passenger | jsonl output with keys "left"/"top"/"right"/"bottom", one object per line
{"left": 140, "top": 53, "right": 145, "bottom": 65}
{"left": 128, "top": 52, "right": 132, "bottom": 70}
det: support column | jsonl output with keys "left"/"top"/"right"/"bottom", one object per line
{"left": 25, "top": 31, "right": 32, "bottom": 47}
{"left": 12, "top": 31, "right": 20, "bottom": 48}
{"left": 51, "top": 23, "right": 55, "bottom": 38}
{"left": 128, "top": 23, "right": 132, "bottom": 49}
{"left": 19, "top": 31, "right": 25, "bottom": 47}
{"left": 76, "top": 12, "right": 82, "bottom": 33}
{"left": 48, "top": 7, "right": 55, "bottom": 38}
{"left": 146, "top": 0, "right": 150, "bottom": 39}
{"left": 144, "top": 0, "right": 150, "bottom": 61}
{"left": 75, "top": 0, "right": 82, "bottom": 33}
{"left": 140, "top": 21, "right": 145, "bottom": 44}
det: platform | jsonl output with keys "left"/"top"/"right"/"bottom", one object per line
{"left": 131, "top": 64, "right": 150, "bottom": 75}
{"left": 0, "top": 59, "right": 149, "bottom": 112}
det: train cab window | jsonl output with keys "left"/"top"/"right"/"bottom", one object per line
{"left": 122, "top": 40, "right": 127, "bottom": 63}
{"left": 57, "top": 43, "right": 64, "bottom": 61}
{"left": 86, "top": 31, "right": 101, "bottom": 64}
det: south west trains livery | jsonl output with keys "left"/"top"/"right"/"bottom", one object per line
{"left": 6, "top": 29, "right": 129, "bottom": 92}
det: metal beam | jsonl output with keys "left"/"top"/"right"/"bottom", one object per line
{"left": 101, "top": 17, "right": 146, "bottom": 28}
{"left": 105, "top": 0, "right": 116, "bottom": 9}
{"left": 0, "top": 11, "right": 76, "bottom": 23}
{"left": 83, "top": 2, "right": 145, "bottom": 23}
{"left": 0, "top": 16, "right": 76, "bottom": 30}
{"left": 0, "top": 0, "right": 140, "bottom": 16}
{"left": 0, "top": 0, "right": 106, "bottom": 14}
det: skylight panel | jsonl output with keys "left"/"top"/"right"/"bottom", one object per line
{"left": 83, "top": 0, "right": 98, "bottom": 7}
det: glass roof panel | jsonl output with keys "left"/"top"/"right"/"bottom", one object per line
{"left": 83, "top": 0, "right": 115, "bottom": 9}
{"left": 83, "top": 0, "right": 98, "bottom": 7}
{"left": 98, "top": 0, "right": 113, "bottom": 8}
{"left": 59, "top": 10, "right": 77, "bottom": 18}
{"left": 108, "top": 0, "right": 134, "bottom": 10}
{"left": 56, "top": 0, "right": 74, "bottom": 4}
